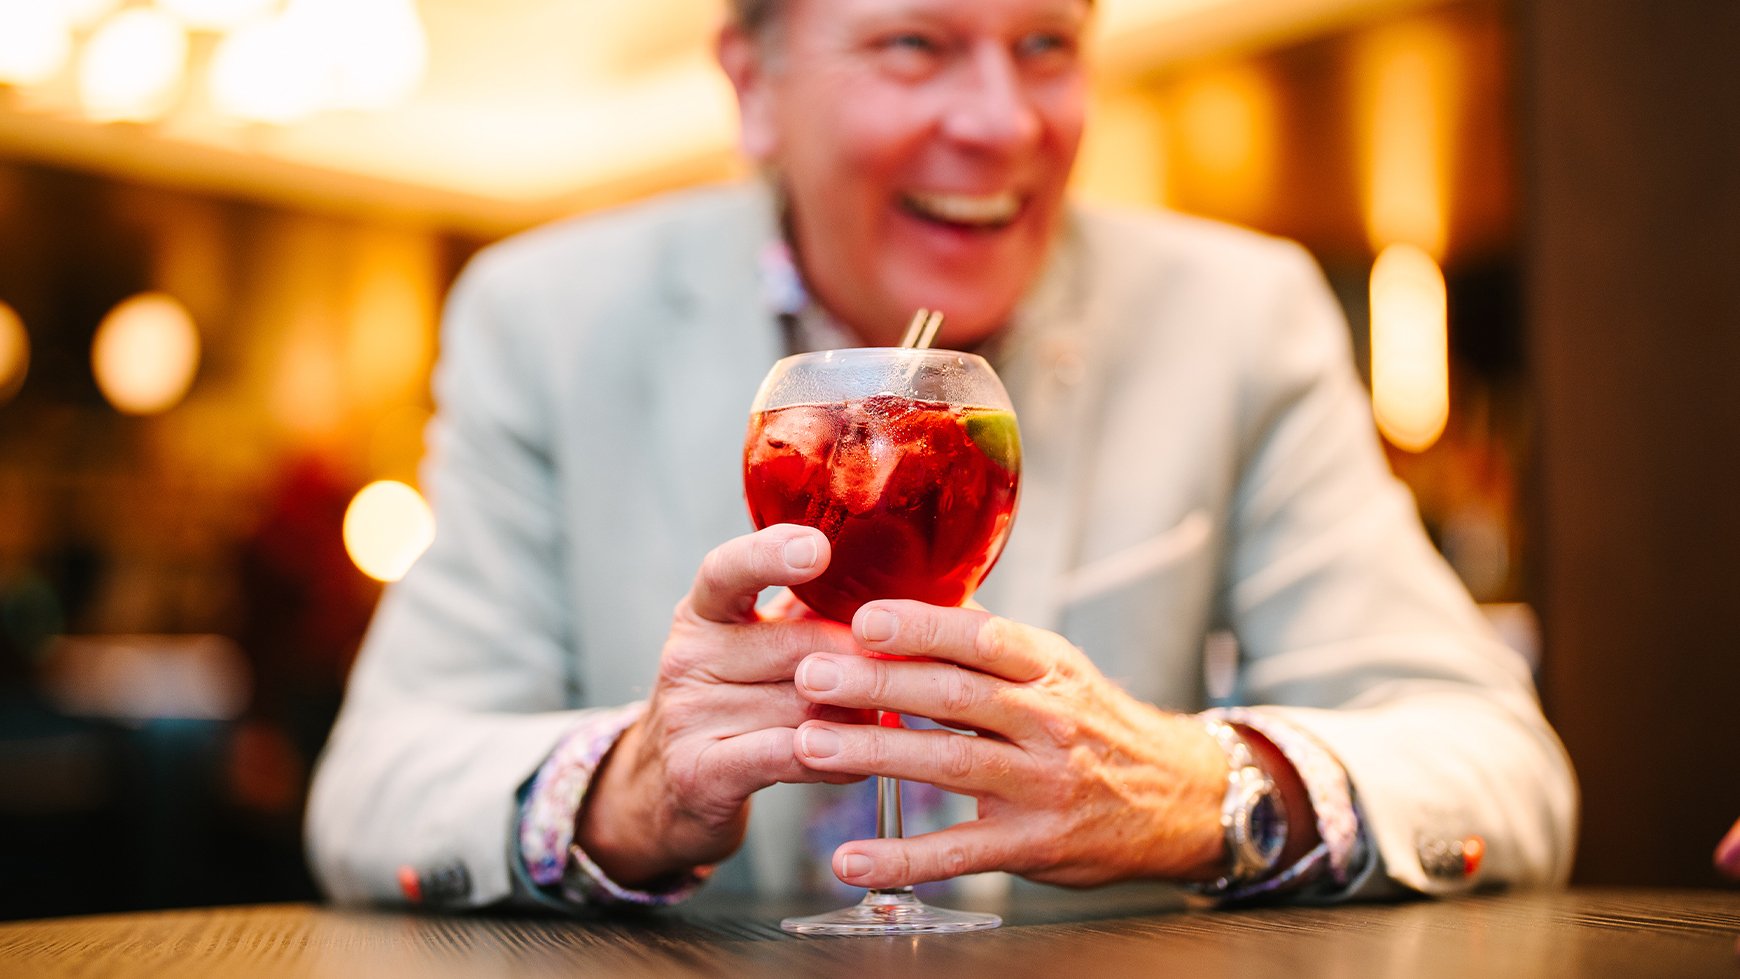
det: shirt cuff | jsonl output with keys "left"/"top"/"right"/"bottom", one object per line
{"left": 516, "top": 702, "right": 708, "bottom": 908}
{"left": 1201, "top": 706, "right": 1370, "bottom": 901}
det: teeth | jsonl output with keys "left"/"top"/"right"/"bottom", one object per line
{"left": 902, "top": 191, "right": 1021, "bottom": 227}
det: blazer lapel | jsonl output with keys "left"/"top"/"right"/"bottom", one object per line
{"left": 976, "top": 213, "right": 1105, "bottom": 635}
{"left": 650, "top": 184, "right": 787, "bottom": 558}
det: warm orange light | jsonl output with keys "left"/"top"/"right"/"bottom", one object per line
{"left": 92, "top": 292, "right": 201, "bottom": 415}
{"left": 62, "top": 0, "right": 124, "bottom": 31}
{"left": 292, "top": 0, "right": 428, "bottom": 110}
{"left": 1357, "top": 21, "right": 1458, "bottom": 259}
{"left": 78, "top": 8, "right": 188, "bottom": 123}
{"left": 209, "top": 16, "right": 325, "bottom": 124}
{"left": 1370, "top": 243, "right": 1449, "bottom": 453}
{"left": 1072, "top": 87, "right": 1169, "bottom": 208}
{"left": 342, "top": 228, "right": 437, "bottom": 410}
{"left": 0, "top": 300, "right": 28, "bottom": 405}
{"left": 0, "top": 2, "right": 72, "bottom": 86}
{"left": 157, "top": 0, "right": 277, "bottom": 32}
{"left": 1169, "top": 64, "right": 1276, "bottom": 220}
{"left": 343, "top": 480, "right": 435, "bottom": 582}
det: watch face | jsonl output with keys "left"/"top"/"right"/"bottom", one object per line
{"left": 1248, "top": 789, "right": 1287, "bottom": 865}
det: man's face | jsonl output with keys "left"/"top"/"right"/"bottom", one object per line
{"left": 727, "top": 0, "right": 1090, "bottom": 346}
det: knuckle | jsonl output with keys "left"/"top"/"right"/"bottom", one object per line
{"left": 866, "top": 661, "right": 896, "bottom": 704}
{"left": 1041, "top": 712, "right": 1080, "bottom": 749}
{"left": 909, "top": 612, "right": 944, "bottom": 655}
{"left": 938, "top": 842, "right": 971, "bottom": 879}
{"left": 765, "top": 730, "right": 797, "bottom": 772}
{"left": 974, "top": 617, "right": 1009, "bottom": 667}
{"left": 941, "top": 671, "right": 978, "bottom": 716}
{"left": 696, "top": 547, "right": 734, "bottom": 598}
{"left": 941, "top": 735, "right": 976, "bottom": 780}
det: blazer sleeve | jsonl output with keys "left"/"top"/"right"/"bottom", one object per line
{"left": 304, "top": 249, "right": 601, "bottom": 909}
{"left": 1222, "top": 243, "right": 1577, "bottom": 896}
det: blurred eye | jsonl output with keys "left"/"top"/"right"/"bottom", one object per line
{"left": 874, "top": 30, "right": 946, "bottom": 77}
{"left": 885, "top": 32, "right": 939, "bottom": 54}
{"left": 1015, "top": 31, "right": 1077, "bottom": 65}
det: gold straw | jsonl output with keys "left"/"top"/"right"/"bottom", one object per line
{"left": 900, "top": 308, "right": 943, "bottom": 349}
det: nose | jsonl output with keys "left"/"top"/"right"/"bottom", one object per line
{"left": 939, "top": 43, "right": 1042, "bottom": 156}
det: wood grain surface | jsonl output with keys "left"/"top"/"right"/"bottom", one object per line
{"left": 2, "top": 888, "right": 1736, "bottom": 979}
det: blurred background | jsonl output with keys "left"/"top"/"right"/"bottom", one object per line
{"left": 0, "top": 0, "right": 1734, "bottom": 920}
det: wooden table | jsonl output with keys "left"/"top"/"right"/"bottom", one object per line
{"left": 2, "top": 887, "right": 1736, "bottom": 978}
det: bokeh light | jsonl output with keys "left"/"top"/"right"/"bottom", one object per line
{"left": 208, "top": 14, "right": 324, "bottom": 123}
{"left": 77, "top": 8, "right": 189, "bottom": 123}
{"left": 62, "top": 0, "right": 124, "bottom": 30}
{"left": 1358, "top": 21, "right": 1458, "bottom": 259}
{"left": 1170, "top": 64, "right": 1277, "bottom": 219}
{"left": 62, "top": 0, "right": 125, "bottom": 30}
{"left": 0, "top": 300, "right": 28, "bottom": 405}
{"left": 0, "top": 1, "right": 72, "bottom": 86}
{"left": 156, "top": 0, "right": 279, "bottom": 32}
{"left": 342, "top": 479, "right": 434, "bottom": 582}
{"left": 91, "top": 292, "right": 201, "bottom": 415}
{"left": 287, "top": 0, "right": 427, "bottom": 110}
{"left": 1369, "top": 242, "right": 1449, "bottom": 453}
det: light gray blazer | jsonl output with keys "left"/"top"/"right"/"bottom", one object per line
{"left": 306, "top": 182, "right": 1576, "bottom": 908}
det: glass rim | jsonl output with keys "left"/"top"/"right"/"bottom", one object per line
{"left": 768, "top": 347, "right": 993, "bottom": 371}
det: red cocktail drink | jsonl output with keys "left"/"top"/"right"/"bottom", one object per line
{"left": 744, "top": 393, "right": 1020, "bottom": 623}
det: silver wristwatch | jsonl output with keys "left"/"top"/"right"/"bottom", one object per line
{"left": 1197, "top": 718, "right": 1289, "bottom": 894}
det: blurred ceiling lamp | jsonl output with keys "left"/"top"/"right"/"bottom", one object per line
{"left": 78, "top": 7, "right": 189, "bottom": 123}
{"left": 1358, "top": 21, "right": 1457, "bottom": 260}
{"left": 287, "top": 0, "right": 427, "bottom": 110}
{"left": 1369, "top": 243, "right": 1449, "bottom": 453}
{"left": 0, "top": 300, "right": 28, "bottom": 405}
{"left": 91, "top": 292, "right": 201, "bottom": 415}
{"left": 210, "top": 15, "right": 324, "bottom": 123}
{"left": 0, "top": 1, "right": 72, "bottom": 86}
{"left": 343, "top": 479, "right": 435, "bottom": 582}
{"left": 155, "top": 0, "right": 278, "bottom": 32}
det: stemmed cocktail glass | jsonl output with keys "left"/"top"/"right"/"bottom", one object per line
{"left": 743, "top": 346, "right": 1021, "bottom": 935}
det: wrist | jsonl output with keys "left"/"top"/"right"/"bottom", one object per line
{"left": 572, "top": 721, "right": 686, "bottom": 888}
{"left": 1173, "top": 716, "right": 1244, "bottom": 882}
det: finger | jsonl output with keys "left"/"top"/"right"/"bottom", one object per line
{"left": 832, "top": 819, "right": 1025, "bottom": 890}
{"left": 669, "top": 680, "right": 876, "bottom": 736}
{"left": 1717, "top": 817, "right": 1740, "bottom": 878}
{"left": 685, "top": 525, "right": 829, "bottom": 624}
{"left": 793, "top": 720, "right": 1032, "bottom": 797}
{"left": 698, "top": 728, "right": 869, "bottom": 802}
{"left": 853, "top": 601, "right": 1055, "bottom": 682}
{"left": 681, "top": 617, "right": 866, "bottom": 685}
{"left": 794, "top": 654, "right": 1043, "bottom": 741}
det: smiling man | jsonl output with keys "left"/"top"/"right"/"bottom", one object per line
{"left": 306, "top": 0, "right": 1576, "bottom": 913}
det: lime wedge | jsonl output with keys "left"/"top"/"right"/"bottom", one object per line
{"left": 964, "top": 409, "right": 1021, "bottom": 472}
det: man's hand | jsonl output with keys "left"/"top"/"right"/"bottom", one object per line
{"left": 790, "top": 600, "right": 1233, "bottom": 891}
{"left": 575, "top": 525, "right": 868, "bottom": 887}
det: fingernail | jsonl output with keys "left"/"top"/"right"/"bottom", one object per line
{"left": 784, "top": 536, "right": 818, "bottom": 570}
{"left": 1717, "top": 824, "right": 1740, "bottom": 872}
{"left": 860, "top": 607, "right": 898, "bottom": 643}
{"left": 800, "top": 726, "right": 841, "bottom": 758}
{"left": 799, "top": 657, "right": 841, "bottom": 691}
{"left": 838, "top": 853, "right": 872, "bottom": 879}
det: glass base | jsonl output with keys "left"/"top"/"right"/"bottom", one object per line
{"left": 781, "top": 889, "right": 1002, "bottom": 936}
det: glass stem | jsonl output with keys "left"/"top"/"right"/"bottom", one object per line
{"left": 871, "top": 709, "right": 913, "bottom": 899}
{"left": 876, "top": 774, "right": 903, "bottom": 841}
{"left": 871, "top": 775, "right": 913, "bottom": 899}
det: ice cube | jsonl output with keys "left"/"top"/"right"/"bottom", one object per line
{"left": 829, "top": 398, "right": 913, "bottom": 514}
{"left": 749, "top": 404, "right": 837, "bottom": 473}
